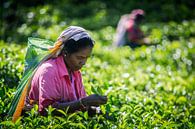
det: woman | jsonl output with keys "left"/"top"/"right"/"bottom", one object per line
{"left": 113, "top": 9, "right": 150, "bottom": 48}
{"left": 9, "top": 26, "right": 107, "bottom": 122}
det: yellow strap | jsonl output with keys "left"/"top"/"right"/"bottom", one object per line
{"left": 12, "top": 81, "right": 29, "bottom": 122}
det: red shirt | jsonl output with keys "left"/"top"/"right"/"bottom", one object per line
{"left": 127, "top": 20, "right": 144, "bottom": 42}
{"left": 28, "top": 55, "right": 86, "bottom": 112}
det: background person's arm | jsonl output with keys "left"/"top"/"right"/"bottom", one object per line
{"left": 136, "top": 37, "right": 150, "bottom": 45}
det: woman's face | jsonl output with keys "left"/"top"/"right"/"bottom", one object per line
{"left": 64, "top": 47, "right": 92, "bottom": 71}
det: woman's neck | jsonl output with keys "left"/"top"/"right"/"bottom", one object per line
{"left": 62, "top": 54, "right": 72, "bottom": 76}
{"left": 68, "top": 68, "right": 72, "bottom": 76}
{"left": 65, "top": 62, "right": 72, "bottom": 77}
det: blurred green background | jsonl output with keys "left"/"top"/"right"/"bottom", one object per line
{"left": 0, "top": 0, "right": 195, "bottom": 128}
{"left": 1, "top": 0, "right": 195, "bottom": 43}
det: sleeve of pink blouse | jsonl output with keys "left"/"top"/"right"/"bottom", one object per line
{"left": 38, "top": 67, "right": 60, "bottom": 113}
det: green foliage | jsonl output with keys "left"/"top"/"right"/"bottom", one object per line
{"left": 0, "top": 21, "right": 195, "bottom": 128}
{"left": 1, "top": 0, "right": 195, "bottom": 43}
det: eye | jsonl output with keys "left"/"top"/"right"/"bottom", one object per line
{"left": 77, "top": 56, "right": 84, "bottom": 60}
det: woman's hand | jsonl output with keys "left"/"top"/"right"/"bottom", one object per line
{"left": 81, "top": 94, "right": 107, "bottom": 106}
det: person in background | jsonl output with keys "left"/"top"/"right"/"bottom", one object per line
{"left": 113, "top": 9, "right": 150, "bottom": 49}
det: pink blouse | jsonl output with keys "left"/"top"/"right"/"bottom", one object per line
{"left": 27, "top": 55, "right": 86, "bottom": 113}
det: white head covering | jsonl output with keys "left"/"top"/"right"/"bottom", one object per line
{"left": 52, "top": 26, "right": 94, "bottom": 57}
{"left": 58, "top": 26, "right": 92, "bottom": 42}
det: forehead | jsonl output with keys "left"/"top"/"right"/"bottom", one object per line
{"left": 72, "top": 47, "right": 92, "bottom": 57}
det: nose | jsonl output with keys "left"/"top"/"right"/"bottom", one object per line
{"left": 81, "top": 61, "right": 86, "bottom": 66}
{"left": 80, "top": 60, "right": 86, "bottom": 66}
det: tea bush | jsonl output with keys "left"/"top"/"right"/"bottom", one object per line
{"left": 0, "top": 21, "right": 195, "bottom": 128}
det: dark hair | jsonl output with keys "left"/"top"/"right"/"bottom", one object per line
{"left": 135, "top": 14, "right": 144, "bottom": 22}
{"left": 62, "top": 37, "right": 94, "bottom": 54}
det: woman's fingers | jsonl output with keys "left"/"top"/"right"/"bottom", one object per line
{"left": 98, "top": 95, "right": 107, "bottom": 104}
{"left": 101, "top": 96, "right": 107, "bottom": 102}
{"left": 84, "top": 94, "right": 107, "bottom": 106}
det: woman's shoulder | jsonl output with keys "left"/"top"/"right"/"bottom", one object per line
{"left": 37, "top": 58, "right": 58, "bottom": 75}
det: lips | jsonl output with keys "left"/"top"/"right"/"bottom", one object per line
{"left": 78, "top": 66, "right": 83, "bottom": 69}
{"left": 74, "top": 66, "right": 82, "bottom": 71}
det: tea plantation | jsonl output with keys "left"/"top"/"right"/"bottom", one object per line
{"left": 0, "top": 21, "right": 195, "bottom": 128}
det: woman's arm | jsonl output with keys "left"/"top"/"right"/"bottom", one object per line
{"left": 52, "top": 99, "right": 85, "bottom": 113}
{"left": 52, "top": 94, "right": 107, "bottom": 113}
